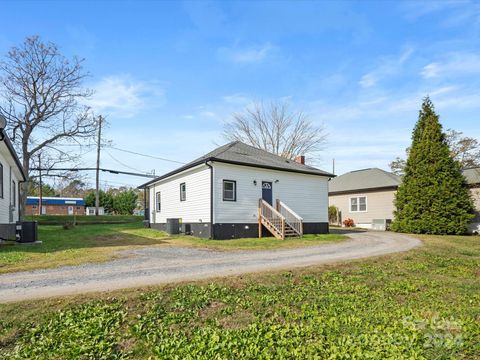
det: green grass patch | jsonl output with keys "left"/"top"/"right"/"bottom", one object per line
{"left": 1, "top": 234, "right": 479, "bottom": 358}
{"left": 165, "top": 232, "right": 346, "bottom": 250}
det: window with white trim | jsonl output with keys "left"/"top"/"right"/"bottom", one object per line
{"left": 223, "top": 180, "right": 236, "bottom": 201}
{"left": 350, "top": 196, "right": 367, "bottom": 212}
{"left": 180, "top": 183, "right": 186, "bottom": 201}
{"left": 12, "top": 180, "right": 15, "bottom": 206}
{"left": 156, "top": 191, "right": 161, "bottom": 212}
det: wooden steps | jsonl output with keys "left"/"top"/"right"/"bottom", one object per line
{"left": 258, "top": 199, "right": 303, "bottom": 240}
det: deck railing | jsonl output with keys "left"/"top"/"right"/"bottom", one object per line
{"left": 258, "top": 199, "right": 285, "bottom": 239}
{"left": 276, "top": 199, "right": 303, "bottom": 237}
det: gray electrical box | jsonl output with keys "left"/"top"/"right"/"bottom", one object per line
{"left": 166, "top": 218, "right": 180, "bottom": 235}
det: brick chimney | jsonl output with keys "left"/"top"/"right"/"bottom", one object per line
{"left": 294, "top": 155, "right": 305, "bottom": 165}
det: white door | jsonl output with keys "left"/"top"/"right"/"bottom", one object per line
{"left": 68, "top": 206, "right": 74, "bottom": 215}
{"left": 41, "top": 206, "right": 47, "bottom": 215}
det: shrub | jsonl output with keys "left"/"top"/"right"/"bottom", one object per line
{"left": 63, "top": 222, "right": 75, "bottom": 230}
{"left": 343, "top": 218, "right": 354, "bottom": 227}
{"left": 328, "top": 206, "right": 339, "bottom": 224}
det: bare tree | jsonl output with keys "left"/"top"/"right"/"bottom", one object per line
{"left": 389, "top": 128, "right": 480, "bottom": 175}
{"left": 0, "top": 36, "right": 97, "bottom": 214}
{"left": 445, "top": 129, "right": 480, "bottom": 169}
{"left": 223, "top": 101, "right": 326, "bottom": 162}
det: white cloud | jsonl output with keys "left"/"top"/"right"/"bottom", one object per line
{"left": 401, "top": 0, "right": 479, "bottom": 28}
{"left": 421, "top": 53, "right": 480, "bottom": 79}
{"left": 218, "top": 43, "right": 274, "bottom": 64}
{"left": 359, "top": 47, "right": 414, "bottom": 88}
{"left": 88, "top": 75, "right": 165, "bottom": 118}
{"left": 222, "top": 94, "right": 252, "bottom": 105}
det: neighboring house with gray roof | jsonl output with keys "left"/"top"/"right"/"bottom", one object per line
{"left": 139, "top": 141, "right": 334, "bottom": 239}
{"left": 463, "top": 167, "right": 480, "bottom": 233}
{"left": 329, "top": 167, "right": 480, "bottom": 233}
{"left": 328, "top": 168, "right": 401, "bottom": 230}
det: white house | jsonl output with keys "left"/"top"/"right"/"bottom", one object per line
{"left": 0, "top": 130, "right": 26, "bottom": 240}
{"left": 86, "top": 206, "right": 105, "bottom": 216}
{"left": 139, "top": 141, "right": 334, "bottom": 240}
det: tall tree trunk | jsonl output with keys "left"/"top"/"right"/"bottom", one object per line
{"left": 20, "top": 151, "right": 30, "bottom": 221}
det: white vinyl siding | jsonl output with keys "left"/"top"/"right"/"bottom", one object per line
{"left": 213, "top": 162, "right": 329, "bottom": 224}
{"left": 148, "top": 164, "right": 210, "bottom": 224}
{"left": 0, "top": 141, "right": 22, "bottom": 224}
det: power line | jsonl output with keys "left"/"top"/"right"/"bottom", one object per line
{"left": 30, "top": 167, "right": 156, "bottom": 178}
{"left": 108, "top": 146, "right": 186, "bottom": 164}
{"left": 29, "top": 142, "right": 185, "bottom": 165}
{"left": 104, "top": 149, "right": 152, "bottom": 174}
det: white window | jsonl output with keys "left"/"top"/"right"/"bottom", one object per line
{"left": 180, "top": 183, "right": 186, "bottom": 201}
{"left": 0, "top": 162, "right": 3, "bottom": 198}
{"left": 223, "top": 180, "right": 236, "bottom": 201}
{"left": 156, "top": 191, "right": 161, "bottom": 212}
{"left": 350, "top": 196, "right": 367, "bottom": 212}
{"left": 11, "top": 180, "right": 15, "bottom": 206}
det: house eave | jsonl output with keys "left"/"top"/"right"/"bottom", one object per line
{"left": 2, "top": 134, "right": 26, "bottom": 181}
{"left": 138, "top": 157, "right": 335, "bottom": 189}
{"left": 329, "top": 185, "right": 399, "bottom": 196}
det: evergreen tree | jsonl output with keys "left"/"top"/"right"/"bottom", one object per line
{"left": 113, "top": 190, "right": 137, "bottom": 215}
{"left": 84, "top": 190, "right": 114, "bottom": 213}
{"left": 391, "top": 97, "right": 475, "bottom": 235}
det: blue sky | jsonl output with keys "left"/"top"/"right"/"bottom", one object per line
{"left": 1, "top": 0, "right": 479, "bottom": 189}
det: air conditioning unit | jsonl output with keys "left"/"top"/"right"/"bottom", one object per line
{"left": 371, "top": 219, "right": 392, "bottom": 231}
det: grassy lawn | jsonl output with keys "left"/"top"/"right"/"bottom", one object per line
{"left": 0, "top": 223, "right": 166, "bottom": 274}
{"left": 0, "top": 224, "right": 346, "bottom": 274}
{"left": 0, "top": 234, "right": 479, "bottom": 358}
{"left": 165, "top": 232, "right": 346, "bottom": 250}
{"left": 25, "top": 214, "right": 143, "bottom": 224}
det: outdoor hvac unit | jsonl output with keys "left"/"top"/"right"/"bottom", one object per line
{"left": 16, "top": 221, "right": 38, "bottom": 243}
{"left": 166, "top": 218, "right": 180, "bottom": 235}
{"left": 371, "top": 219, "right": 392, "bottom": 231}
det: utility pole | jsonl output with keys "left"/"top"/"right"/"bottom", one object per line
{"left": 38, "top": 153, "right": 42, "bottom": 216}
{"left": 95, "top": 115, "right": 103, "bottom": 216}
{"left": 332, "top": 158, "right": 335, "bottom": 175}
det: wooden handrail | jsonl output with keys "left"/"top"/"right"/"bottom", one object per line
{"left": 258, "top": 199, "right": 303, "bottom": 239}
{"left": 259, "top": 199, "right": 285, "bottom": 240}
{"left": 260, "top": 199, "right": 285, "bottom": 220}
{"left": 276, "top": 199, "right": 303, "bottom": 237}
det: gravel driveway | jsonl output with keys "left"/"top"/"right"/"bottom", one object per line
{"left": 0, "top": 231, "right": 421, "bottom": 303}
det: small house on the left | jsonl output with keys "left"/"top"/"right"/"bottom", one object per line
{"left": 0, "top": 131, "right": 27, "bottom": 240}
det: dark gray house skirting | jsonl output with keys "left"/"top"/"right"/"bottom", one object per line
{"left": 0, "top": 223, "right": 16, "bottom": 241}
{"left": 150, "top": 222, "right": 212, "bottom": 239}
{"left": 150, "top": 222, "right": 329, "bottom": 240}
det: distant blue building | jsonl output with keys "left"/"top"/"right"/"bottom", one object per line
{"left": 26, "top": 196, "right": 85, "bottom": 215}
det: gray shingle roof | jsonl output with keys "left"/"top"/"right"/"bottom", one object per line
{"left": 463, "top": 167, "right": 480, "bottom": 185}
{"left": 329, "top": 168, "right": 401, "bottom": 194}
{"left": 139, "top": 141, "right": 334, "bottom": 188}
